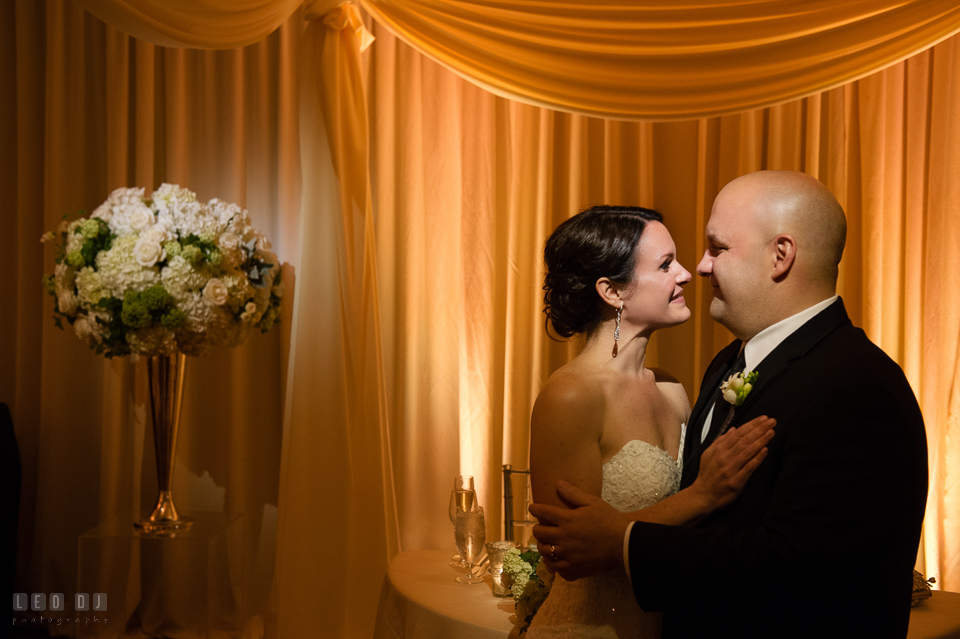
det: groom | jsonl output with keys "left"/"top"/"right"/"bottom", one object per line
{"left": 530, "top": 171, "right": 928, "bottom": 638}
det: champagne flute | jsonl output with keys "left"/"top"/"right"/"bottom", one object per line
{"left": 448, "top": 475, "right": 476, "bottom": 523}
{"left": 449, "top": 475, "right": 476, "bottom": 567}
{"left": 455, "top": 507, "right": 486, "bottom": 584}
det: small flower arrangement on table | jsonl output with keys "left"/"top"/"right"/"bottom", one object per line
{"left": 503, "top": 546, "right": 554, "bottom": 634}
{"left": 42, "top": 184, "right": 283, "bottom": 357}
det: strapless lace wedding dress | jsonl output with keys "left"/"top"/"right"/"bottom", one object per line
{"left": 525, "top": 428, "right": 684, "bottom": 639}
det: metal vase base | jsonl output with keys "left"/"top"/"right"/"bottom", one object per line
{"left": 135, "top": 354, "right": 193, "bottom": 536}
{"left": 135, "top": 490, "right": 193, "bottom": 535}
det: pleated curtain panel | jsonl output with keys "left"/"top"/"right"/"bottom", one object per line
{"left": 5, "top": 0, "right": 960, "bottom": 637}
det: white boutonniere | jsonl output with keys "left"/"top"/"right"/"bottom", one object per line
{"left": 720, "top": 370, "right": 759, "bottom": 406}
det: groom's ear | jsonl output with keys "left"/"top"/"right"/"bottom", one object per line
{"left": 595, "top": 277, "right": 622, "bottom": 308}
{"left": 772, "top": 234, "right": 796, "bottom": 280}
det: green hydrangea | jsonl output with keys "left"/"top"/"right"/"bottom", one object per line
{"left": 140, "top": 284, "right": 173, "bottom": 313}
{"left": 121, "top": 292, "right": 152, "bottom": 329}
{"left": 79, "top": 218, "right": 101, "bottom": 239}
{"left": 66, "top": 250, "right": 85, "bottom": 268}
{"left": 206, "top": 248, "right": 222, "bottom": 266}
{"left": 503, "top": 548, "right": 528, "bottom": 574}
{"left": 160, "top": 308, "right": 187, "bottom": 331}
{"left": 181, "top": 244, "right": 202, "bottom": 264}
{"left": 164, "top": 241, "right": 182, "bottom": 258}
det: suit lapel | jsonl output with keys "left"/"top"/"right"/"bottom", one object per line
{"left": 731, "top": 298, "right": 851, "bottom": 419}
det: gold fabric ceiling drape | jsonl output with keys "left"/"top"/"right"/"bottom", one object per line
{"left": 362, "top": 0, "right": 960, "bottom": 118}
{"left": 78, "top": 0, "right": 304, "bottom": 48}
{"left": 4, "top": 1, "right": 958, "bottom": 638}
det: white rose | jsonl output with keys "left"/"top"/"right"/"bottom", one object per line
{"left": 202, "top": 278, "right": 229, "bottom": 306}
{"left": 74, "top": 316, "right": 95, "bottom": 344}
{"left": 140, "top": 223, "right": 170, "bottom": 245}
{"left": 128, "top": 204, "right": 155, "bottom": 231}
{"left": 91, "top": 202, "right": 112, "bottom": 221}
{"left": 133, "top": 238, "right": 165, "bottom": 267}
{"left": 729, "top": 376, "right": 744, "bottom": 391}
{"left": 54, "top": 262, "right": 77, "bottom": 290}
{"left": 57, "top": 290, "right": 79, "bottom": 315}
{"left": 722, "top": 389, "right": 738, "bottom": 404}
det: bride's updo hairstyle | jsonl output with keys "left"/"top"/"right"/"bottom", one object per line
{"left": 543, "top": 205, "right": 663, "bottom": 339}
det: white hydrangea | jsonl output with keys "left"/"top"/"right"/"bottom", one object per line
{"left": 207, "top": 198, "right": 244, "bottom": 228}
{"left": 151, "top": 184, "right": 196, "bottom": 216}
{"left": 104, "top": 187, "right": 150, "bottom": 236}
{"left": 95, "top": 235, "right": 160, "bottom": 297}
{"left": 156, "top": 200, "right": 219, "bottom": 239}
{"left": 160, "top": 256, "right": 207, "bottom": 300}
{"left": 75, "top": 267, "right": 105, "bottom": 306}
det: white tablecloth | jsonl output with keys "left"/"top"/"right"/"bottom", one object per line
{"left": 909, "top": 590, "right": 960, "bottom": 639}
{"left": 373, "top": 550, "right": 516, "bottom": 639}
{"left": 373, "top": 550, "right": 960, "bottom": 639}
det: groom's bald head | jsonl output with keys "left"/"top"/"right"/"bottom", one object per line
{"left": 698, "top": 170, "right": 847, "bottom": 340}
{"left": 737, "top": 170, "right": 846, "bottom": 287}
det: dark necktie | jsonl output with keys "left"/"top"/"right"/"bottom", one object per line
{"left": 706, "top": 349, "right": 747, "bottom": 442}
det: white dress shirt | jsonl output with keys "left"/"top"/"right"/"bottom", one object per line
{"left": 623, "top": 295, "right": 839, "bottom": 580}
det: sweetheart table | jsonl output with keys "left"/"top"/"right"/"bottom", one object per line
{"left": 373, "top": 550, "right": 516, "bottom": 639}
{"left": 373, "top": 550, "right": 960, "bottom": 639}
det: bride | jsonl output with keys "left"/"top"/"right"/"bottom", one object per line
{"left": 525, "top": 206, "right": 774, "bottom": 638}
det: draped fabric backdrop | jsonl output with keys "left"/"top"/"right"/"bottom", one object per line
{"left": 2, "top": 1, "right": 959, "bottom": 638}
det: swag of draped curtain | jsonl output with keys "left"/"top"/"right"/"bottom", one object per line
{"left": 6, "top": 0, "right": 956, "bottom": 637}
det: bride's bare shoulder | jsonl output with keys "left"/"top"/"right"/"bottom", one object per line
{"left": 531, "top": 365, "right": 606, "bottom": 434}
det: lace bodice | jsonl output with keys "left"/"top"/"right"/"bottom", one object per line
{"left": 525, "top": 428, "right": 684, "bottom": 639}
{"left": 601, "top": 438, "right": 683, "bottom": 513}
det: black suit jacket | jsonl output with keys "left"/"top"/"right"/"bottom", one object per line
{"left": 628, "top": 298, "right": 928, "bottom": 639}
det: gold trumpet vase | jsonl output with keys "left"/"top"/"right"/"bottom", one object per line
{"left": 135, "top": 353, "right": 193, "bottom": 535}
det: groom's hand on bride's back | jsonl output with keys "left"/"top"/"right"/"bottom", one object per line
{"left": 529, "top": 482, "right": 630, "bottom": 581}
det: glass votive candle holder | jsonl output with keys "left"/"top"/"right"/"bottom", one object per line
{"left": 485, "top": 540, "right": 515, "bottom": 597}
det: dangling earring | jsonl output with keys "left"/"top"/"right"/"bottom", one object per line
{"left": 612, "top": 303, "right": 623, "bottom": 358}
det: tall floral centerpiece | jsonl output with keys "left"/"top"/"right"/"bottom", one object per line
{"left": 42, "top": 184, "right": 283, "bottom": 534}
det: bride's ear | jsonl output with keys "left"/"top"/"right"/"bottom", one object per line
{"left": 595, "top": 277, "right": 622, "bottom": 310}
